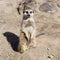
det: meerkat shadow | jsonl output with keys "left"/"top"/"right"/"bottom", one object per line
{"left": 3, "top": 32, "right": 19, "bottom": 52}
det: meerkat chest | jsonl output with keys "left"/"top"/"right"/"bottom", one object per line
{"left": 25, "top": 20, "right": 33, "bottom": 27}
{"left": 23, "top": 18, "right": 35, "bottom": 27}
{"left": 22, "top": 18, "right": 35, "bottom": 33}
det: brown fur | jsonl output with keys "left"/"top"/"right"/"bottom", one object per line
{"left": 18, "top": 32, "right": 29, "bottom": 53}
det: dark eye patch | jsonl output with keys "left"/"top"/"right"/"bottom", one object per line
{"left": 26, "top": 11, "right": 28, "bottom": 14}
{"left": 30, "top": 11, "right": 32, "bottom": 13}
{"left": 23, "top": 11, "right": 28, "bottom": 14}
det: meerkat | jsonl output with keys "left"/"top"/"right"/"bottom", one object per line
{"left": 18, "top": 4, "right": 36, "bottom": 53}
{"left": 22, "top": 7, "right": 36, "bottom": 47}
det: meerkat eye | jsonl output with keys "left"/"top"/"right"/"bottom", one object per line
{"left": 30, "top": 11, "right": 32, "bottom": 13}
{"left": 26, "top": 11, "right": 28, "bottom": 14}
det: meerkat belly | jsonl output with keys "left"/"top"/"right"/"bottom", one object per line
{"left": 26, "top": 26, "right": 34, "bottom": 33}
{"left": 25, "top": 21, "right": 34, "bottom": 33}
{"left": 22, "top": 20, "right": 35, "bottom": 33}
{"left": 22, "top": 25, "right": 34, "bottom": 33}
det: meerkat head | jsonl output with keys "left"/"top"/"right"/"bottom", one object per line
{"left": 23, "top": 9, "right": 34, "bottom": 17}
{"left": 23, "top": 4, "right": 34, "bottom": 18}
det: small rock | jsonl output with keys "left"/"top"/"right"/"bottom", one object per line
{"left": 48, "top": 55, "right": 54, "bottom": 59}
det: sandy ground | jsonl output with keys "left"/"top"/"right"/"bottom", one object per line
{"left": 0, "top": 0, "right": 60, "bottom": 60}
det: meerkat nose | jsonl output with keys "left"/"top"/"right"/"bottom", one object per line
{"left": 27, "top": 14, "right": 30, "bottom": 17}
